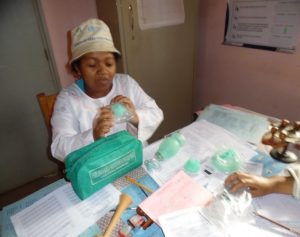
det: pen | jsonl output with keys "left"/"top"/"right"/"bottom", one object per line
{"left": 109, "top": 207, "right": 136, "bottom": 212}
{"left": 254, "top": 211, "right": 300, "bottom": 236}
{"left": 125, "top": 176, "right": 153, "bottom": 194}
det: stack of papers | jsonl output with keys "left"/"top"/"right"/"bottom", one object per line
{"left": 139, "top": 171, "right": 213, "bottom": 224}
{"left": 197, "top": 104, "right": 270, "bottom": 144}
{"left": 10, "top": 183, "right": 121, "bottom": 237}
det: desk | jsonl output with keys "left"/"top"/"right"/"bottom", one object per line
{"left": 3, "top": 118, "right": 300, "bottom": 237}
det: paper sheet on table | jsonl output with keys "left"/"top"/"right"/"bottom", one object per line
{"left": 143, "top": 120, "right": 258, "bottom": 187}
{"left": 158, "top": 208, "right": 224, "bottom": 237}
{"left": 139, "top": 171, "right": 213, "bottom": 224}
{"left": 197, "top": 104, "right": 270, "bottom": 144}
{"left": 2, "top": 179, "right": 66, "bottom": 237}
{"left": 252, "top": 193, "right": 300, "bottom": 234}
{"left": 225, "top": 220, "right": 298, "bottom": 237}
{"left": 11, "top": 183, "right": 121, "bottom": 237}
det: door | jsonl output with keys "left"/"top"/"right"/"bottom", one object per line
{"left": 0, "top": 0, "right": 58, "bottom": 193}
{"left": 97, "top": 0, "right": 198, "bottom": 141}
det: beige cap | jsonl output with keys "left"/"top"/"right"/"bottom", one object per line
{"left": 70, "top": 18, "right": 120, "bottom": 64}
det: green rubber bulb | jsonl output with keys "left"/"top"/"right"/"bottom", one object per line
{"left": 184, "top": 158, "right": 201, "bottom": 175}
{"left": 170, "top": 132, "right": 186, "bottom": 147}
{"left": 155, "top": 137, "right": 181, "bottom": 161}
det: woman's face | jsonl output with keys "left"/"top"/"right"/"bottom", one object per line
{"left": 77, "top": 52, "right": 117, "bottom": 98}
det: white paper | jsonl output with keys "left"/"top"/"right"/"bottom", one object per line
{"left": 137, "top": 0, "right": 185, "bottom": 30}
{"left": 11, "top": 183, "right": 121, "bottom": 237}
{"left": 252, "top": 193, "right": 300, "bottom": 232}
{"left": 225, "top": 0, "right": 300, "bottom": 52}
{"left": 158, "top": 208, "right": 225, "bottom": 237}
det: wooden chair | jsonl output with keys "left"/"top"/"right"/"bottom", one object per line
{"left": 36, "top": 92, "right": 65, "bottom": 175}
{"left": 36, "top": 93, "right": 57, "bottom": 134}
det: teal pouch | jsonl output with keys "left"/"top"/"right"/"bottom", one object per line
{"left": 65, "top": 131, "right": 143, "bottom": 200}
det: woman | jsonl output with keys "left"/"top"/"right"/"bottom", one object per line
{"left": 51, "top": 19, "right": 163, "bottom": 161}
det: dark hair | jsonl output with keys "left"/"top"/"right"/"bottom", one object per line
{"left": 71, "top": 52, "right": 121, "bottom": 73}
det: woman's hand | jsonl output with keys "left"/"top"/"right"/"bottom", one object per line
{"left": 111, "top": 95, "right": 139, "bottom": 127}
{"left": 224, "top": 172, "right": 293, "bottom": 197}
{"left": 224, "top": 172, "right": 273, "bottom": 197}
{"left": 93, "top": 106, "right": 114, "bottom": 140}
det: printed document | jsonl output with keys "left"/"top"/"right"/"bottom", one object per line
{"left": 159, "top": 208, "right": 224, "bottom": 237}
{"left": 139, "top": 171, "right": 212, "bottom": 224}
{"left": 11, "top": 183, "right": 121, "bottom": 237}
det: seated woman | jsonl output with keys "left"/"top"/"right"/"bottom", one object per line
{"left": 224, "top": 167, "right": 300, "bottom": 199}
{"left": 51, "top": 19, "right": 163, "bottom": 161}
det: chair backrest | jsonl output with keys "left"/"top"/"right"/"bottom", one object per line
{"left": 36, "top": 92, "right": 65, "bottom": 175}
{"left": 36, "top": 92, "right": 57, "bottom": 134}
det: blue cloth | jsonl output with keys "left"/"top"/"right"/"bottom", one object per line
{"left": 75, "top": 78, "right": 85, "bottom": 91}
{"left": 251, "top": 151, "right": 287, "bottom": 177}
{"left": 121, "top": 175, "right": 164, "bottom": 237}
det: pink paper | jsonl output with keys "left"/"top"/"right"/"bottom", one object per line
{"left": 139, "top": 171, "right": 213, "bottom": 224}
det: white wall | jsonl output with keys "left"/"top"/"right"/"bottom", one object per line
{"left": 41, "top": 0, "right": 98, "bottom": 88}
{"left": 194, "top": 1, "right": 300, "bottom": 120}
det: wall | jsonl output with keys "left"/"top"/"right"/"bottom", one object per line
{"left": 194, "top": 1, "right": 300, "bottom": 120}
{"left": 0, "top": 0, "right": 58, "bottom": 193}
{"left": 40, "top": 0, "right": 98, "bottom": 88}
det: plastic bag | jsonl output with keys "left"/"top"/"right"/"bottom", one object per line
{"left": 201, "top": 187, "right": 253, "bottom": 231}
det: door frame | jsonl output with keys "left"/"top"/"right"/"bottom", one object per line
{"left": 32, "top": 0, "right": 61, "bottom": 91}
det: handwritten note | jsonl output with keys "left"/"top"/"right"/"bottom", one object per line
{"left": 139, "top": 171, "right": 213, "bottom": 224}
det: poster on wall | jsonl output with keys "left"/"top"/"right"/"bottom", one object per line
{"left": 224, "top": 0, "right": 300, "bottom": 53}
{"left": 136, "top": 0, "right": 185, "bottom": 30}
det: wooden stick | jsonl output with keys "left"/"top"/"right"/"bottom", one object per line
{"left": 125, "top": 176, "right": 153, "bottom": 194}
{"left": 102, "top": 193, "right": 133, "bottom": 237}
{"left": 254, "top": 211, "right": 300, "bottom": 236}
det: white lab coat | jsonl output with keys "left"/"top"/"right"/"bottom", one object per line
{"left": 286, "top": 165, "right": 300, "bottom": 200}
{"left": 51, "top": 74, "right": 163, "bottom": 161}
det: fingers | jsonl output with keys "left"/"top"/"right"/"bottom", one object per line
{"left": 111, "top": 95, "right": 134, "bottom": 110}
{"left": 93, "top": 107, "right": 114, "bottom": 140}
{"left": 224, "top": 172, "right": 254, "bottom": 193}
{"left": 111, "top": 95, "right": 139, "bottom": 126}
{"left": 111, "top": 95, "right": 130, "bottom": 105}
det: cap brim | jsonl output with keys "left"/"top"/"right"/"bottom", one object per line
{"left": 70, "top": 42, "right": 120, "bottom": 64}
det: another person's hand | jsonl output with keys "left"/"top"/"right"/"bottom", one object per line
{"left": 93, "top": 106, "right": 114, "bottom": 140}
{"left": 224, "top": 171, "right": 293, "bottom": 197}
{"left": 224, "top": 172, "right": 273, "bottom": 197}
{"left": 111, "top": 95, "right": 139, "bottom": 127}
